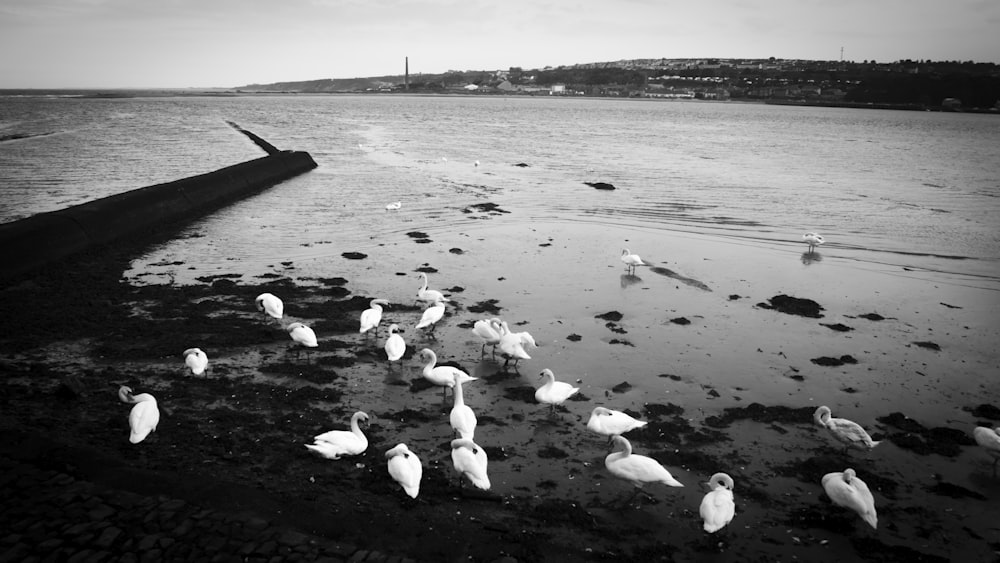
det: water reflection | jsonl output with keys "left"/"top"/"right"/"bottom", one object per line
{"left": 801, "top": 251, "right": 823, "bottom": 265}
{"left": 620, "top": 273, "right": 643, "bottom": 288}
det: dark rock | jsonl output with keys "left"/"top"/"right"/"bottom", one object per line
{"left": 341, "top": 252, "right": 367, "bottom": 260}
{"left": 757, "top": 295, "right": 825, "bottom": 318}
{"left": 728, "top": 294, "right": 742, "bottom": 300}
{"left": 810, "top": 355, "right": 858, "bottom": 366}
{"left": 858, "top": 312, "right": 885, "bottom": 321}
{"left": 820, "top": 323, "right": 854, "bottom": 332}
{"left": 669, "top": 317, "right": 690, "bottom": 325}
{"left": 513, "top": 162, "right": 530, "bottom": 167}
{"left": 584, "top": 182, "right": 616, "bottom": 190}
{"left": 448, "top": 248, "right": 464, "bottom": 254}
{"left": 468, "top": 299, "right": 502, "bottom": 314}
{"left": 966, "top": 404, "right": 1000, "bottom": 420}
{"left": 406, "top": 232, "right": 429, "bottom": 239}
{"left": 594, "top": 311, "right": 623, "bottom": 322}
{"left": 566, "top": 334, "right": 582, "bottom": 342}
{"left": 704, "top": 403, "right": 815, "bottom": 429}
{"left": 611, "top": 381, "right": 632, "bottom": 393}
{"left": 913, "top": 341, "right": 941, "bottom": 351}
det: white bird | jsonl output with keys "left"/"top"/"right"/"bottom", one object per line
{"left": 182, "top": 347, "right": 208, "bottom": 376}
{"left": 450, "top": 373, "right": 478, "bottom": 440}
{"left": 384, "top": 324, "right": 406, "bottom": 363}
{"left": 288, "top": 322, "right": 318, "bottom": 348}
{"left": 474, "top": 160, "right": 480, "bottom": 167}
{"left": 973, "top": 426, "right": 1000, "bottom": 476}
{"left": 118, "top": 386, "right": 160, "bottom": 444}
{"left": 516, "top": 331, "right": 538, "bottom": 349}
{"left": 605, "top": 435, "right": 683, "bottom": 503}
{"left": 699, "top": 473, "right": 736, "bottom": 533}
{"left": 586, "top": 406, "right": 648, "bottom": 438}
{"left": 497, "top": 321, "right": 530, "bottom": 368}
{"left": 385, "top": 201, "right": 402, "bottom": 211}
{"left": 814, "top": 406, "right": 880, "bottom": 451}
{"left": 535, "top": 368, "right": 580, "bottom": 414}
{"left": 416, "top": 272, "right": 449, "bottom": 304}
{"left": 821, "top": 468, "right": 877, "bottom": 529}
{"left": 419, "top": 348, "right": 477, "bottom": 400}
{"left": 386, "top": 444, "right": 422, "bottom": 499}
{"left": 472, "top": 318, "right": 503, "bottom": 356}
{"left": 305, "top": 411, "right": 369, "bottom": 459}
{"left": 255, "top": 292, "right": 283, "bottom": 320}
{"left": 415, "top": 299, "right": 446, "bottom": 334}
{"left": 451, "top": 438, "right": 490, "bottom": 490}
{"left": 360, "top": 298, "right": 390, "bottom": 338}
{"left": 621, "top": 248, "right": 645, "bottom": 274}
{"left": 803, "top": 232, "right": 825, "bottom": 253}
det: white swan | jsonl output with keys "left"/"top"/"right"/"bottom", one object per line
{"left": 803, "top": 232, "right": 825, "bottom": 253}
{"left": 360, "top": 298, "right": 390, "bottom": 338}
{"left": 821, "top": 468, "right": 877, "bottom": 529}
{"left": 415, "top": 299, "right": 446, "bottom": 334}
{"left": 451, "top": 438, "right": 490, "bottom": 490}
{"left": 305, "top": 411, "right": 369, "bottom": 459}
{"left": 605, "top": 435, "right": 684, "bottom": 497}
{"left": 621, "top": 248, "right": 645, "bottom": 274}
{"left": 118, "top": 386, "right": 160, "bottom": 444}
{"left": 255, "top": 292, "right": 283, "bottom": 320}
{"left": 386, "top": 443, "right": 422, "bottom": 498}
{"left": 699, "top": 473, "right": 736, "bottom": 533}
{"left": 450, "top": 373, "right": 478, "bottom": 440}
{"left": 535, "top": 368, "right": 579, "bottom": 413}
{"left": 472, "top": 318, "right": 503, "bottom": 356}
{"left": 973, "top": 426, "right": 1000, "bottom": 476}
{"left": 183, "top": 347, "right": 208, "bottom": 376}
{"left": 586, "top": 406, "right": 648, "bottom": 438}
{"left": 385, "top": 201, "right": 402, "bottom": 211}
{"left": 497, "top": 321, "right": 530, "bottom": 368}
{"left": 288, "top": 322, "right": 318, "bottom": 348}
{"left": 384, "top": 324, "right": 406, "bottom": 363}
{"left": 416, "top": 272, "right": 449, "bottom": 304}
{"left": 419, "top": 348, "right": 477, "bottom": 399}
{"left": 814, "top": 406, "right": 880, "bottom": 451}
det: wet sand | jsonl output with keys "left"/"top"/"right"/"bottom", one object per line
{"left": 2, "top": 214, "right": 999, "bottom": 562}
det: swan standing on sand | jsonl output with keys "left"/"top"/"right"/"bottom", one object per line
{"left": 605, "top": 435, "right": 683, "bottom": 504}
{"left": 803, "top": 232, "right": 825, "bottom": 253}
{"left": 451, "top": 438, "right": 490, "bottom": 490}
{"left": 535, "top": 368, "right": 580, "bottom": 414}
{"left": 385, "top": 201, "right": 402, "bottom": 211}
{"left": 973, "top": 426, "right": 1000, "bottom": 476}
{"left": 183, "top": 348, "right": 208, "bottom": 376}
{"left": 699, "top": 473, "right": 736, "bottom": 533}
{"left": 621, "top": 248, "right": 645, "bottom": 275}
{"left": 587, "top": 407, "right": 648, "bottom": 439}
{"left": 497, "top": 321, "right": 531, "bottom": 368}
{"left": 415, "top": 299, "right": 446, "bottom": 335}
{"left": 821, "top": 468, "right": 877, "bottom": 529}
{"left": 118, "top": 386, "right": 160, "bottom": 444}
{"left": 384, "top": 324, "right": 406, "bottom": 364}
{"left": 305, "top": 411, "right": 369, "bottom": 459}
{"left": 386, "top": 444, "right": 422, "bottom": 499}
{"left": 287, "top": 322, "right": 318, "bottom": 348}
{"left": 472, "top": 318, "right": 503, "bottom": 356}
{"left": 419, "top": 348, "right": 477, "bottom": 400}
{"left": 416, "top": 272, "right": 449, "bottom": 304}
{"left": 360, "top": 298, "right": 390, "bottom": 339}
{"left": 814, "top": 406, "right": 880, "bottom": 451}
{"left": 255, "top": 292, "right": 283, "bottom": 321}
{"left": 450, "top": 373, "right": 478, "bottom": 440}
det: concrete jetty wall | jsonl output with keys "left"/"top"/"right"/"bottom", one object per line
{"left": 0, "top": 150, "right": 317, "bottom": 282}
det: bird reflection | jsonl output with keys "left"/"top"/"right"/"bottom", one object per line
{"left": 620, "top": 273, "right": 643, "bottom": 288}
{"left": 801, "top": 252, "right": 823, "bottom": 265}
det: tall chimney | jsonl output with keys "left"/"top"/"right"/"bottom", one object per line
{"left": 405, "top": 57, "right": 409, "bottom": 90}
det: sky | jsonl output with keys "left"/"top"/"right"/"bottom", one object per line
{"left": 1, "top": 0, "right": 997, "bottom": 89}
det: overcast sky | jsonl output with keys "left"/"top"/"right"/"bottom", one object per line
{"left": 1, "top": 0, "right": 997, "bottom": 89}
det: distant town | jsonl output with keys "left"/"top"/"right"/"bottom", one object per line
{"left": 239, "top": 57, "right": 1000, "bottom": 113}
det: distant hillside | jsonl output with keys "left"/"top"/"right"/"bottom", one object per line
{"left": 238, "top": 75, "right": 407, "bottom": 92}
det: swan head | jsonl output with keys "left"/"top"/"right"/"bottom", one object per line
{"left": 708, "top": 472, "right": 734, "bottom": 491}
{"left": 451, "top": 438, "right": 480, "bottom": 454}
{"left": 386, "top": 443, "right": 412, "bottom": 459}
{"left": 538, "top": 368, "right": 555, "bottom": 381}
{"left": 117, "top": 385, "right": 134, "bottom": 403}
{"left": 609, "top": 435, "right": 631, "bottom": 454}
{"left": 183, "top": 348, "right": 203, "bottom": 358}
{"left": 388, "top": 324, "right": 400, "bottom": 334}
{"left": 371, "top": 298, "right": 390, "bottom": 308}
{"left": 841, "top": 468, "right": 856, "bottom": 482}
{"left": 353, "top": 411, "right": 370, "bottom": 424}
{"left": 419, "top": 348, "right": 435, "bottom": 361}
{"left": 287, "top": 322, "right": 307, "bottom": 333}
{"left": 813, "top": 405, "right": 831, "bottom": 425}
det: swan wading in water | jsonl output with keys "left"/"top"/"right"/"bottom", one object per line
{"left": 803, "top": 232, "right": 825, "bottom": 253}
{"left": 621, "top": 248, "right": 645, "bottom": 275}
{"left": 472, "top": 318, "right": 503, "bottom": 356}
{"left": 183, "top": 347, "right": 208, "bottom": 376}
{"left": 814, "top": 406, "right": 880, "bottom": 451}
{"left": 450, "top": 373, "right": 478, "bottom": 440}
{"left": 118, "top": 386, "right": 160, "bottom": 444}
{"left": 586, "top": 407, "right": 648, "bottom": 440}
{"left": 386, "top": 444, "right": 422, "bottom": 499}
{"left": 415, "top": 299, "right": 446, "bottom": 335}
{"left": 255, "top": 292, "right": 283, "bottom": 321}
{"left": 821, "top": 468, "right": 877, "bottom": 529}
{"left": 385, "top": 201, "right": 402, "bottom": 211}
{"left": 360, "top": 298, "right": 390, "bottom": 339}
{"left": 451, "top": 438, "right": 490, "bottom": 490}
{"left": 384, "top": 324, "right": 406, "bottom": 364}
{"left": 535, "top": 368, "right": 580, "bottom": 414}
{"left": 306, "top": 411, "right": 369, "bottom": 459}
{"left": 419, "top": 348, "right": 477, "bottom": 400}
{"left": 497, "top": 321, "right": 530, "bottom": 368}
{"left": 699, "top": 473, "right": 736, "bottom": 533}
{"left": 973, "top": 426, "right": 1000, "bottom": 476}
{"left": 416, "top": 272, "right": 449, "bottom": 304}
{"left": 605, "top": 435, "right": 683, "bottom": 505}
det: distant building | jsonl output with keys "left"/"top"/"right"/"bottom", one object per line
{"left": 941, "top": 97, "right": 962, "bottom": 109}
{"left": 550, "top": 83, "right": 566, "bottom": 95}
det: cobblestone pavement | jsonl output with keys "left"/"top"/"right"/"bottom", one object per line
{"left": 0, "top": 455, "right": 417, "bottom": 563}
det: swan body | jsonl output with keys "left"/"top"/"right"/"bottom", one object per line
{"left": 973, "top": 426, "right": 1000, "bottom": 476}
{"left": 415, "top": 300, "right": 446, "bottom": 332}
{"left": 822, "top": 468, "right": 877, "bottom": 529}
{"left": 803, "top": 232, "right": 825, "bottom": 252}
{"left": 384, "top": 324, "right": 406, "bottom": 362}
{"left": 183, "top": 347, "right": 208, "bottom": 376}
{"left": 288, "top": 322, "right": 318, "bottom": 348}
{"left": 451, "top": 438, "right": 490, "bottom": 490}
{"left": 497, "top": 321, "right": 531, "bottom": 366}
{"left": 450, "top": 374, "right": 478, "bottom": 440}
{"left": 118, "top": 386, "right": 160, "bottom": 444}
{"left": 386, "top": 444, "right": 422, "bottom": 498}
{"left": 416, "top": 272, "right": 449, "bottom": 304}
{"left": 255, "top": 293, "right": 283, "bottom": 320}
{"left": 472, "top": 318, "right": 503, "bottom": 355}
{"left": 814, "top": 406, "right": 880, "bottom": 450}
{"left": 419, "top": 348, "right": 477, "bottom": 398}
{"left": 699, "top": 473, "right": 736, "bottom": 533}
{"left": 621, "top": 248, "right": 645, "bottom": 274}
{"left": 605, "top": 435, "right": 684, "bottom": 489}
{"left": 587, "top": 407, "right": 648, "bottom": 437}
{"left": 535, "top": 368, "right": 579, "bottom": 413}
{"left": 360, "top": 298, "right": 390, "bottom": 336}
{"left": 306, "top": 411, "right": 369, "bottom": 459}
{"left": 385, "top": 201, "right": 402, "bottom": 211}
